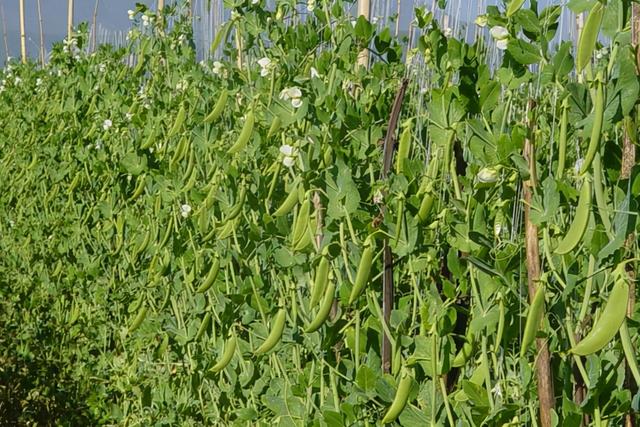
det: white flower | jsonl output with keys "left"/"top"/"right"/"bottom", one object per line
{"left": 0, "top": 85, "right": 4, "bottom": 93}
{"left": 127, "top": 9, "right": 135, "bottom": 20}
{"left": 496, "top": 39, "right": 509, "bottom": 50}
{"left": 14, "top": 77, "right": 22, "bottom": 85}
{"left": 444, "top": 27, "right": 452, "bottom": 38}
{"left": 291, "top": 98, "right": 303, "bottom": 108}
{"left": 490, "top": 26, "right": 509, "bottom": 40}
{"left": 99, "top": 63, "right": 106, "bottom": 73}
{"left": 475, "top": 15, "right": 488, "bottom": 27}
{"left": 372, "top": 16, "right": 380, "bottom": 24}
{"left": 35, "top": 78, "right": 42, "bottom": 87}
{"left": 491, "top": 383, "right": 502, "bottom": 399}
{"left": 279, "top": 144, "right": 298, "bottom": 167}
{"left": 373, "top": 190, "right": 384, "bottom": 204}
{"left": 142, "top": 15, "right": 150, "bottom": 26}
{"left": 176, "top": 80, "right": 188, "bottom": 91}
{"left": 252, "top": 0, "right": 259, "bottom": 4}
{"left": 279, "top": 87, "right": 303, "bottom": 108}
{"left": 180, "top": 203, "right": 192, "bottom": 218}
{"left": 477, "top": 167, "right": 500, "bottom": 184}
{"left": 95, "top": 141, "right": 103, "bottom": 150}
{"left": 178, "top": 34, "right": 186, "bottom": 44}
{"left": 257, "top": 57, "right": 273, "bottom": 77}
{"left": 310, "top": 67, "right": 320, "bottom": 79}
{"left": 351, "top": 20, "right": 357, "bottom": 27}
{"left": 125, "top": 112, "right": 133, "bottom": 121}
{"left": 574, "top": 158, "right": 584, "bottom": 174}
{"left": 212, "top": 61, "right": 223, "bottom": 75}
{"left": 231, "top": 10, "right": 240, "bottom": 20}
{"left": 102, "top": 119, "right": 113, "bottom": 130}
{"left": 307, "top": 0, "right": 316, "bottom": 12}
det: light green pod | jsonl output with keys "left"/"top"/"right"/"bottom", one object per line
{"left": 520, "top": 284, "right": 545, "bottom": 357}
{"left": 381, "top": 368, "right": 413, "bottom": 424}
{"left": 254, "top": 309, "right": 287, "bottom": 355}
{"left": 555, "top": 178, "right": 591, "bottom": 255}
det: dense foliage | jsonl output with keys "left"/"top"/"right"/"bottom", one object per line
{"left": 1, "top": 0, "right": 639, "bottom": 425}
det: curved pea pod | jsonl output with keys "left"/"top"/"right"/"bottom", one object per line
{"left": 204, "top": 89, "right": 228, "bottom": 123}
{"left": 381, "top": 368, "right": 413, "bottom": 424}
{"left": 195, "top": 312, "right": 212, "bottom": 342}
{"left": 128, "top": 305, "right": 148, "bottom": 334}
{"left": 141, "top": 126, "right": 159, "bottom": 150}
{"left": 310, "top": 254, "right": 330, "bottom": 308}
{"left": 619, "top": 319, "right": 640, "bottom": 384}
{"left": 395, "top": 120, "right": 412, "bottom": 175}
{"left": 216, "top": 218, "right": 237, "bottom": 240}
{"left": 576, "top": 1, "right": 604, "bottom": 72}
{"left": 254, "top": 309, "right": 286, "bottom": 355}
{"left": 267, "top": 116, "right": 282, "bottom": 139}
{"left": 556, "top": 97, "right": 569, "bottom": 178}
{"left": 571, "top": 269, "right": 629, "bottom": 356}
{"left": 196, "top": 258, "right": 220, "bottom": 293}
{"left": 128, "top": 174, "right": 147, "bottom": 201}
{"left": 580, "top": 75, "right": 604, "bottom": 175}
{"left": 291, "top": 199, "right": 311, "bottom": 245}
{"left": 520, "top": 283, "right": 545, "bottom": 358}
{"left": 170, "top": 136, "right": 190, "bottom": 170}
{"left": 132, "top": 228, "right": 151, "bottom": 261}
{"left": 225, "top": 184, "right": 246, "bottom": 222}
{"left": 158, "top": 215, "right": 174, "bottom": 248}
{"left": 167, "top": 104, "right": 186, "bottom": 138}
{"left": 293, "top": 218, "right": 316, "bottom": 252}
{"left": 155, "top": 332, "right": 169, "bottom": 359}
{"left": 305, "top": 280, "right": 335, "bottom": 333}
{"left": 554, "top": 177, "right": 591, "bottom": 255}
{"left": 348, "top": 237, "right": 375, "bottom": 305}
{"left": 210, "top": 335, "right": 237, "bottom": 373}
{"left": 506, "top": 0, "right": 525, "bottom": 17}
{"left": 452, "top": 333, "right": 474, "bottom": 367}
{"left": 228, "top": 111, "right": 255, "bottom": 155}
{"left": 272, "top": 178, "right": 302, "bottom": 217}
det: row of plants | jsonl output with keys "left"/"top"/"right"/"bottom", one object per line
{"left": 0, "top": 0, "right": 639, "bottom": 425}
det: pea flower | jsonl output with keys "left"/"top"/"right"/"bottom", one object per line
{"left": 279, "top": 144, "right": 298, "bottom": 167}
{"left": 212, "top": 61, "right": 223, "bottom": 75}
{"left": 477, "top": 167, "right": 500, "bottom": 184}
{"left": 475, "top": 15, "right": 488, "bottom": 27}
{"left": 257, "top": 57, "right": 273, "bottom": 77}
{"left": 444, "top": 27, "right": 452, "bottom": 38}
{"left": 180, "top": 203, "right": 192, "bottom": 218}
{"left": 307, "top": 0, "right": 316, "bottom": 12}
{"left": 490, "top": 26, "right": 509, "bottom": 51}
{"left": 127, "top": 9, "right": 135, "bottom": 20}
{"left": 310, "top": 67, "right": 320, "bottom": 79}
{"left": 102, "top": 119, "right": 113, "bottom": 131}
{"left": 279, "top": 87, "right": 303, "bottom": 108}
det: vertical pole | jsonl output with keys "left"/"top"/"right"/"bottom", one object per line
{"left": 158, "top": 0, "right": 165, "bottom": 11}
{"left": 523, "top": 99, "right": 555, "bottom": 427}
{"left": 91, "top": 0, "right": 100, "bottom": 53}
{"left": 357, "top": 0, "right": 370, "bottom": 68}
{"left": 37, "top": 0, "right": 45, "bottom": 66}
{"left": 67, "top": 0, "right": 74, "bottom": 41}
{"left": 19, "top": 0, "right": 26, "bottom": 63}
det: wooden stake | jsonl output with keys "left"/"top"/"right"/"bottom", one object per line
{"left": 19, "top": 0, "right": 26, "bottom": 63}
{"left": 36, "top": 0, "right": 45, "bottom": 66}
{"left": 357, "top": 0, "right": 370, "bottom": 68}
{"left": 67, "top": 0, "right": 74, "bottom": 41}
{"left": 523, "top": 99, "right": 555, "bottom": 427}
{"left": 158, "top": 0, "right": 164, "bottom": 11}
{"left": 91, "top": 0, "right": 100, "bottom": 53}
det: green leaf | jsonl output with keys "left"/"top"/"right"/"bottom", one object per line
{"left": 356, "top": 365, "right": 378, "bottom": 392}
{"left": 506, "top": 39, "right": 542, "bottom": 65}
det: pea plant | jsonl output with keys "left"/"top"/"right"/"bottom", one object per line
{"left": 0, "top": 0, "right": 639, "bottom": 425}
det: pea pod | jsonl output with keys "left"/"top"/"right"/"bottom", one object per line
{"left": 293, "top": 219, "right": 315, "bottom": 252}
{"left": 416, "top": 192, "right": 435, "bottom": 223}
{"left": 556, "top": 97, "right": 569, "bottom": 178}
{"left": 506, "top": 0, "right": 525, "bottom": 17}
{"left": 204, "top": 89, "right": 228, "bottom": 123}
{"left": 555, "top": 178, "right": 591, "bottom": 255}
{"left": 619, "top": 319, "right": 640, "bottom": 385}
{"left": 571, "top": 266, "right": 630, "bottom": 355}
{"left": 576, "top": 1, "right": 604, "bottom": 72}
{"left": 196, "top": 258, "right": 220, "bottom": 293}
{"left": 170, "top": 136, "right": 190, "bottom": 170}
{"left": 141, "top": 126, "right": 159, "bottom": 150}
{"left": 395, "top": 120, "right": 412, "bottom": 175}
{"left": 592, "top": 153, "right": 613, "bottom": 237}
{"left": 225, "top": 184, "right": 246, "bottom": 222}
{"left": 381, "top": 368, "right": 413, "bottom": 424}
{"left": 305, "top": 280, "right": 335, "bottom": 333}
{"left": 167, "top": 104, "right": 186, "bottom": 138}
{"left": 254, "top": 309, "right": 286, "bottom": 355}
{"left": 452, "top": 333, "right": 474, "bottom": 367}
{"left": 158, "top": 215, "right": 174, "bottom": 248}
{"left": 580, "top": 75, "right": 604, "bottom": 175}
{"left": 228, "top": 111, "right": 255, "bottom": 155}
{"left": 520, "top": 283, "right": 545, "bottom": 357}
{"left": 310, "top": 255, "right": 330, "bottom": 308}
{"left": 267, "top": 116, "right": 282, "bottom": 139}
{"left": 272, "top": 178, "right": 302, "bottom": 217}
{"left": 128, "top": 305, "right": 148, "bottom": 333}
{"left": 155, "top": 332, "right": 169, "bottom": 359}
{"left": 210, "top": 335, "right": 237, "bottom": 373}
{"left": 348, "top": 237, "right": 375, "bottom": 305}
{"left": 128, "top": 174, "right": 147, "bottom": 201}
{"left": 291, "top": 199, "right": 310, "bottom": 245}
{"left": 195, "top": 312, "right": 212, "bottom": 341}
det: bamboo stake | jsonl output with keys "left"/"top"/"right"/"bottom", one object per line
{"left": 523, "top": 99, "right": 555, "bottom": 427}
{"left": 19, "top": 0, "right": 26, "bottom": 63}
{"left": 1, "top": 1, "right": 10, "bottom": 61}
{"left": 36, "top": 0, "right": 44, "bottom": 66}
{"left": 67, "top": 0, "right": 74, "bottom": 41}
{"left": 158, "top": 0, "right": 164, "bottom": 11}
{"left": 357, "top": 0, "right": 370, "bottom": 68}
{"left": 91, "top": 0, "right": 100, "bottom": 53}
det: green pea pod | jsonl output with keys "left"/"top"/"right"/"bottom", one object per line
{"left": 495, "top": 295, "right": 505, "bottom": 349}
{"left": 576, "top": 1, "right": 604, "bottom": 72}
{"left": 129, "top": 174, "right": 146, "bottom": 201}
{"left": 305, "top": 280, "right": 335, "bottom": 333}
{"left": 210, "top": 20, "right": 233, "bottom": 53}
{"left": 395, "top": 121, "right": 412, "bottom": 175}
{"left": 168, "top": 104, "right": 186, "bottom": 138}
{"left": 210, "top": 335, "right": 237, "bottom": 373}
{"left": 128, "top": 305, "right": 148, "bottom": 333}
{"left": 452, "top": 333, "right": 474, "bottom": 367}
{"left": 381, "top": 368, "right": 413, "bottom": 424}
{"left": 267, "top": 116, "right": 282, "bottom": 139}
{"left": 225, "top": 184, "right": 246, "bottom": 222}
{"left": 216, "top": 218, "right": 237, "bottom": 240}
{"left": 555, "top": 178, "right": 591, "bottom": 255}
{"left": 272, "top": 178, "right": 301, "bottom": 217}
{"left": 293, "top": 218, "right": 316, "bottom": 252}
{"left": 619, "top": 319, "right": 640, "bottom": 385}
{"left": 506, "top": 0, "right": 525, "bottom": 17}
{"left": 592, "top": 153, "right": 613, "bottom": 237}
{"left": 571, "top": 271, "right": 629, "bottom": 355}
{"left": 520, "top": 283, "right": 545, "bottom": 358}
{"left": 228, "top": 111, "right": 255, "bottom": 155}
{"left": 556, "top": 98, "right": 569, "bottom": 178}
{"left": 348, "top": 237, "right": 375, "bottom": 305}
{"left": 254, "top": 309, "right": 286, "bottom": 355}
{"left": 155, "top": 332, "right": 169, "bottom": 359}
{"left": 580, "top": 76, "right": 604, "bottom": 175}
{"left": 170, "top": 136, "right": 190, "bottom": 170}
{"left": 196, "top": 258, "right": 220, "bottom": 293}
{"left": 204, "top": 89, "right": 228, "bottom": 123}
{"left": 195, "top": 312, "right": 212, "bottom": 341}
{"left": 133, "top": 228, "right": 151, "bottom": 260}
{"left": 291, "top": 199, "right": 311, "bottom": 245}
{"left": 416, "top": 193, "right": 435, "bottom": 223}
{"left": 310, "top": 255, "right": 330, "bottom": 308}
{"left": 141, "top": 126, "right": 158, "bottom": 150}
{"left": 158, "top": 215, "right": 174, "bottom": 248}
